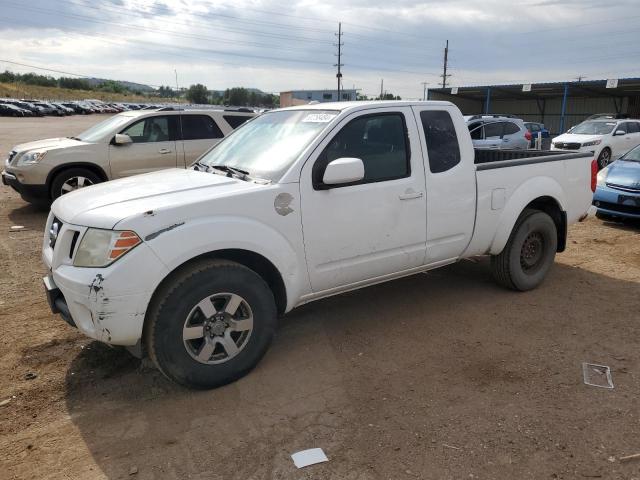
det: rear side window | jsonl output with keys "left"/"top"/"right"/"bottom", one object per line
{"left": 181, "top": 115, "right": 223, "bottom": 140}
{"left": 420, "top": 110, "right": 461, "bottom": 173}
{"left": 313, "top": 113, "right": 409, "bottom": 187}
{"left": 223, "top": 115, "right": 251, "bottom": 129}
{"left": 503, "top": 122, "right": 520, "bottom": 135}
{"left": 483, "top": 122, "right": 504, "bottom": 138}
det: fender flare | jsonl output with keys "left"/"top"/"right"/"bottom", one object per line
{"left": 489, "top": 176, "right": 567, "bottom": 255}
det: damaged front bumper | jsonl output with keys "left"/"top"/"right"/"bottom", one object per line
{"left": 43, "top": 222, "right": 170, "bottom": 346}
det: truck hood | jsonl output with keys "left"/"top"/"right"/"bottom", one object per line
{"left": 52, "top": 168, "right": 262, "bottom": 229}
{"left": 13, "top": 137, "right": 89, "bottom": 153}
{"left": 553, "top": 133, "right": 602, "bottom": 145}
{"left": 604, "top": 159, "right": 640, "bottom": 188}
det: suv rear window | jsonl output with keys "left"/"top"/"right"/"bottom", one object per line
{"left": 420, "top": 110, "right": 461, "bottom": 173}
{"left": 223, "top": 115, "right": 252, "bottom": 129}
{"left": 181, "top": 115, "right": 223, "bottom": 140}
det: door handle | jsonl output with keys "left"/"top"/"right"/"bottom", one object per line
{"left": 399, "top": 190, "right": 424, "bottom": 201}
{"left": 158, "top": 148, "right": 172, "bottom": 154}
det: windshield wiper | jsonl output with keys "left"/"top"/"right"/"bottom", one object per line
{"left": 210, "top": 164, "right": 250, "bottom": 181}
{"left": 67, "top": 136, "right": 81, "bottom": 141}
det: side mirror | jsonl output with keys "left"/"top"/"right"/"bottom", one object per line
{"left": 113, "top": 133, "right": 132, "bottom": 145}
{"left": 614, "top": 130, "right": 626, "bottom": 136}
{"left": 322, "top": 158, "right": 365, "bottom": 186}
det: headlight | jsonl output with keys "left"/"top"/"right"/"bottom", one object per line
{"left": 596, "top": 169, "right": 607, "bottom": 187}
{"left": 15, "top": 150, "right": 47, "bottom": 166}
{"left": 74, "top": 229, "right": 141, "bottom": 267}
{"left": 582, "top": 140, "right": 602, "bottom": 147}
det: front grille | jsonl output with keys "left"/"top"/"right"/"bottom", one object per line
{"left": 594, "top": 200, "right": 640, "bottom": 215}
{"left": 49, "top": 217, "right": 63, "bottom": 249}
{"left": 554, "top": 142, "right": 581, "bottom": 150}
{"left": 606, "top": 182, "right": 640, "bottom": 193}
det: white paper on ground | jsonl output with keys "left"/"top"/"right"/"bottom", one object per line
{"left": 291, "top": 448, "right": 329, "bottom": 468}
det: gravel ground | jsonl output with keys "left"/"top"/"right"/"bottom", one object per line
{"left": 0, "top": 115, "right": 639, "bottom": 480}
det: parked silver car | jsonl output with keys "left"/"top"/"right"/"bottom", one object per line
{"left": 465, "top": 115, "right": 531, "bottom": 150}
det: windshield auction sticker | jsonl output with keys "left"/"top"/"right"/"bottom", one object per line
{"left": 302, "top": 113, "right": 337, "bottom": 123}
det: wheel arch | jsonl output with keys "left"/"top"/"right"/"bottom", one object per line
{"left": 146, "top": 248, "right": 288, "bottom": 320}
{"left": 46, "top": 163, "right": 109, "bottom": 198}
{"left": 489, "top": 176, "right": 567, "bottom": 255}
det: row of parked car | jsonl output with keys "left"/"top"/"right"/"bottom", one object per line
{"left": 0, "top": 98, "right": 167, "bottom": 117}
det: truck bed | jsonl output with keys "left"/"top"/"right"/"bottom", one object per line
{"left": 475, "top": 148, "right": 592, "bottom": 169}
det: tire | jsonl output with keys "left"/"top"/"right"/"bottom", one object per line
{"left": 491, "top": 209, "right": 558, "bottom": 291}
{"left": 145, "top": 259, "right": 277, "bottom": 389}
{"left": 597, "top": 148, "right": 612, "bottom": 170}
{"left": 50, "top": 168, "right": 101, "bottom": 199}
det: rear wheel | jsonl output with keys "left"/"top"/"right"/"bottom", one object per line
{"left": 145, "top": 259, "right": 277, "bottom": 389}
{"left": 491, "top": 209, "right": 557, "bottom": 291}
{"left": 597, "top": 148, "right": 611, "bottom": 170}
{"left": 50, "top": 168, "right": 101, "bottom": 199}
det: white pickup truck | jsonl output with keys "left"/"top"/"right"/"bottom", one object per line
{"left": 42, "top": 101, "right": 596, "bottom": 389}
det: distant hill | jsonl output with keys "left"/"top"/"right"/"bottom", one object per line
{"left": 84, "top": 78, "right": 155, "bottom": 92}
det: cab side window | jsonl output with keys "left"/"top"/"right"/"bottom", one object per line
{"left": 313, "top": 113, "right": 410, "bottom": 188}
{"left": 420, "top": 110, "right": 461, "bottom": 173}
{"left": 121, "top": 116, "right": 177, "bottom": 143}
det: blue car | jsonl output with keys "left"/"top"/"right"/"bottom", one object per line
{"left": 524, "top": 122, "right": 550, "bottom": 148}
{"left": 593, "top": 144, "right": 640, "bottom": 220}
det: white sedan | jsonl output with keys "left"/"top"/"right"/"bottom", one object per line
{"left": 551, "top": 119, "right": 640, "bottom": 169}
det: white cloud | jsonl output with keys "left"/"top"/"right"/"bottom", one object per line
{"left": 0, "top": 0, "right": 638, "bottom": 98}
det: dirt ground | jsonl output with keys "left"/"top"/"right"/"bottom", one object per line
{"left": 1, "top": 115, "right": 639, "bottom": 480}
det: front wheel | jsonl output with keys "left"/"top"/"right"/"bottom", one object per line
{"left": 50, "top": 168, "right": 101, "bottom": 199}
{"left": 145, "top": 259, "right": 277, "bottom": 389}
{"left": 491, "top": 209, "right": 558, "bottom": 291}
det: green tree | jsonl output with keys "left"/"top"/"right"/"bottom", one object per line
{"left": 186, "top": 84, "right": 209, "bottom": 104}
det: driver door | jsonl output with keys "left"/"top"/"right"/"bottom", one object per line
{"left": 299, "top": 107, "right": 427, "bottom": 293}
{"left": 108, "top": 115, "right": 179, "bottom": 178}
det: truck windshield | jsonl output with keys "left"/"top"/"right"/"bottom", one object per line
{"left": 571, "top": 121, "right": 616, "bottom": 135}
{"left": 197, "top": 110, "right": 338, "bottom": 182}
{"left": 76, "top": 115, "right": 134, "bottom": 142}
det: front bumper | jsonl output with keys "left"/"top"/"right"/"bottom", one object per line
{"left": 592, "top": 184, "right": 640, "bottom": 219}
{"left": 43, "top": 218, "right": 170, "bottom": 346}
{"left": 2, "top": 169, "right": 49, "bottom": 201}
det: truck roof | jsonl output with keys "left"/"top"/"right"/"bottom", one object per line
{"left": 279, "top": 100, "right": 455, "bottom": 112}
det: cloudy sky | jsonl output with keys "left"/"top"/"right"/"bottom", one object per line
{"left": 1, "top": 0, "right": 639, "bottom": 98}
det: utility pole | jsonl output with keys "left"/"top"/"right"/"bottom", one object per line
{"left": 334, "top": 22, "right": 344, "bottom": 101}
{"left": 575, "top": 75, "right": 586, "bottom": 82}
{"left": 421, "top": 81, "right": 429, "bottom": 101}
{"left": 174, "top": 69, "right": 179, "bottom": 98}
{"left": 380, "top": 79, "right": 384, "bottom": 99}
{"left": 440, "top": 40, "right": 451, "bottom": 89}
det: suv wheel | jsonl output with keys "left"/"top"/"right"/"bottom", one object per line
{"left": 50, "top": 168, "right": 101, "bottom": 199}
{"left": 145, "top": 259, "right": 277, "bottom": 389}
{"left": 597, "top": 148, "right": 611, "bottom": 170}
